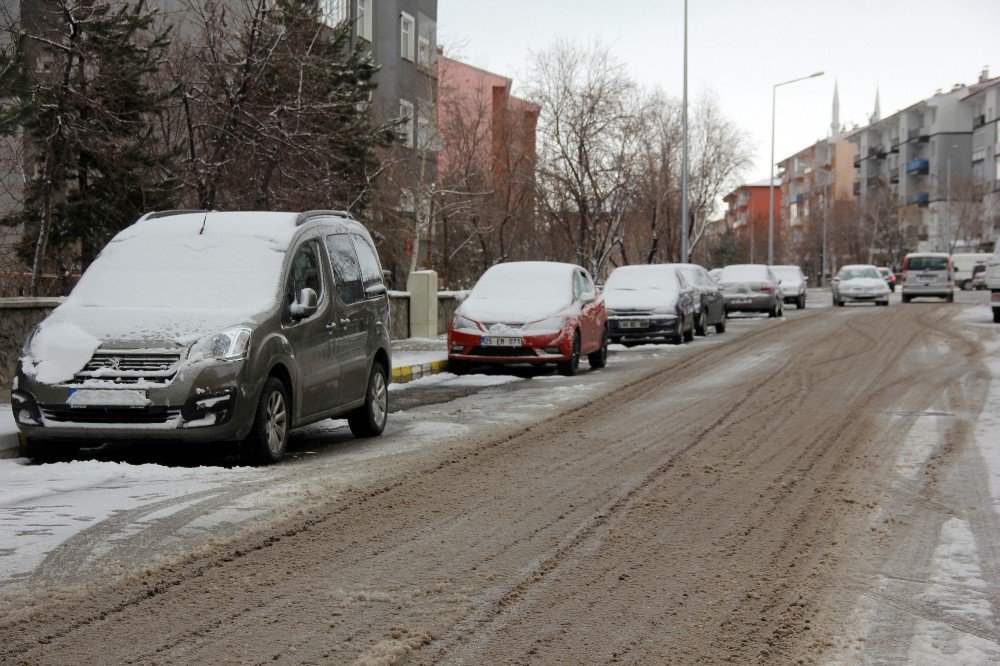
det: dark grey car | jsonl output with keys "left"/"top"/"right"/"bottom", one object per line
{"left": 674, "top": 263, "right": 727, "bottom": 335}
{"left": 719, "top": 264, "right": 784, "bottom": 317}
{"left": 12, "top": 210, "right": 391, "bottom": 464}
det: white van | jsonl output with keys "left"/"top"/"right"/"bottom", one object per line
{"left": 950, "top": 253, "right": 992, "bottom": 290}
{"left": 986, "top": 251, "right": 1000, "bottom": 323}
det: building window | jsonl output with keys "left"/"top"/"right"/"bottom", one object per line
{"left": 357, "top": 0, "right": 372, "bottom": 42}
{"left": 400, "top": 11, "right": 415, "bottom": 61}
{"left": 417, "top": 13, "right": 436, "bottom": 68}
{"left": 417, "top": 105, "right": 438, "bottom": 151}
{"left": 399, "top": 100, "right": 414, "bottom": 148}
{"left": 319, "top": 0, "right": 348, "bottom": 25}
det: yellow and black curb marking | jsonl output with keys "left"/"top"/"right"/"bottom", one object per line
{"left": 391, "top": 359, "right": 449, "bottom": 385}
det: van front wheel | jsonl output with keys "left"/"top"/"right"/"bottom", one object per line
{"left": 242, "top": 377, "right": 290, "bottom": 465}
{"left": 348, "top": 361, "right": 388, "bottom": 438}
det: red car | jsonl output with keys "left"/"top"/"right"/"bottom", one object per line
{"left": 448, "top": 262, "right": 608, "bottom": 376}
{"left": 877, "top": 267, "right": 897, "bottom": 292}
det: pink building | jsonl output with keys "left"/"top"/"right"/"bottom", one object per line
{"left": 435, "top": 53, "right": 539, "bottom": 188}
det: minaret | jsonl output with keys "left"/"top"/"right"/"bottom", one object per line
{"left": 872, "top": 86, "right": 881, "bottom": 123}
{"left": 831, "top": 81, "right": 840, "bottom": 135}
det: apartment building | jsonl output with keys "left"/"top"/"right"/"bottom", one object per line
{"left": 850, "top": 71, "right": 998, "bottom": 252}
{"left": 722, "top": 179, "right": 781, "bottom": 263}
{"left": 436, "top": 55, "right": 539, "bottom": 187}
{"left": 964, "top": 77, "right": 1000, "bottom": 243}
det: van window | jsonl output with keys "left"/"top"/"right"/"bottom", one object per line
{"left": 285, "top": 241, "right": 324, "bottom": 320}
{"left": 326, "top": 234, "right": 364, "bottom": 305}
{"left": 907, "top": 256, "right": 948, "bottom": 271}
{"left": 351, "top": 234, "right": 384, "bottom": 294}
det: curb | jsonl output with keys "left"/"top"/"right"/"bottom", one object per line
{"left": 0, "top": 430, "right": 24, "bottom": 460}
{"left": 391, "top": 359, "right": 449, "bottom": 384}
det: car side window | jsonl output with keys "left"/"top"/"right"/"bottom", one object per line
{"left": 285, "top": 241, "right": 323, "bottom": 321}
{"left": 326, "top": 234, "right": 364, "bottom": 305}
{"left": 581, "top": 271, "right": 595, "bottom": 296}
{"left": 351, "top": 234, "right": 384, "bottom": 294}
{"left": 573, "top": 271, "right": 585, "bottom": 301}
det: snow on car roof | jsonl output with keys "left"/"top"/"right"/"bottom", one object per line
{"left": 840, "top": 264, "right": 878, "bottom": 271}
{"left": 460, "top": 261, "right": 578, "bottom": 323}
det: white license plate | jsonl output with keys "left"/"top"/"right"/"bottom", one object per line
{"left": 619, "top": 320, "right": 648, "bottom": 329}
{"left": 481, "top": 336, "right": 523, "bottom": 347}
{"left": 730, "top": 298, "right": 752, "bottom": 305}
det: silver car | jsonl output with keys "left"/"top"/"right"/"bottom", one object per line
{"left": 718, "top": 264, "right": 784, "bottom": 317}
{"left": 832, "top": 264, "right": 890, "bottom": 306}
{"left": 771, "top": 265, "right": 807, "bottom": 309}
{"left": 605, "top": 265, "right": 696, "bottom": 345}
{"left": 12, "top": 210, "right": 392, "bottom": 464}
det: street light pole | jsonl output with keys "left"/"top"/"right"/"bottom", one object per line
{"left": 680, "top": 0, "right": 689, "bottom": 262}
{"left": 768, "top": 71, "right": 824, "bottom": 266}
{"left": 822, "top": 166, "right": 829, "bottom": 286}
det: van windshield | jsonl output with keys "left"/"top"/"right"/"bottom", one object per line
{"left": 68, "top": 221, "right": 290, "bottom": 313}
{"left": 907, "top": 256, "right": 948, "bottom": 272}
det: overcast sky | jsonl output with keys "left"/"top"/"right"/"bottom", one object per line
{"left": 439, "top": 0, "right": 1000, "bottom": 183}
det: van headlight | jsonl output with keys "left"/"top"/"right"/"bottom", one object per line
{"left": 195, "top": 326, "right": 252, "bottom": 361}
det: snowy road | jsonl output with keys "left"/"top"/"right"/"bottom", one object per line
{"left": 2, "top": 291, "right": 999, "bottom": 664}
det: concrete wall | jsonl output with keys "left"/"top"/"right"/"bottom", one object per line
{"left": 0, "top": 298, "right": 61, "bottom": 389}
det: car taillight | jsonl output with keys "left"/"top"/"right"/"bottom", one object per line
{"left": 760, "top": 283, "right": 774, "bottom": 292}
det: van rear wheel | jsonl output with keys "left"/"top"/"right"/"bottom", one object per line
{"left": 348, "top": 361, "right": 388, "bottom": 438}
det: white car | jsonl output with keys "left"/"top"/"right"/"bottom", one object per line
{"left": 832, "top": 265, "right": 890, "bottom": 307}
{"left": 771, "top": 265, "right": 807, "bottom": 309}
{"left": 986, "top": 251, "right": 1000, "bottom": 323}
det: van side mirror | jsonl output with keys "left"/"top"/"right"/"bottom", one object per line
{"left": 291, "top": 287, "right": 318, "bottom": 319}
{"left": 454, "top": 290, "right": 469, "bottom": 303}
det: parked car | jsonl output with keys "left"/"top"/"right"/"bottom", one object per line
{"left": 708, "top": 268, "right": 722, "bottom": 283}
{"left": 604, "top": 265, "right": 696, "bottom": 345}
{"left": 447, "top": 262, "right": 608, "bottom": 376}
{"left": 771, "top": 264, "right": 807, "bottom": 309}
{"left": 986, "top": 252, "right": 1000, "bottom": 322}
{"left": 969, "top": 263, "right": 987, "bottom": 290}
{"left": 673, "top": 263, "right": 727, "bottom": 335}
{"left": 901, "top": 252, "right": 954, "bottom": 302}
{"left": 877, "top": 267, "right": 897, "bottom": 292}
{"left": 950, "top": 252, "right": 992, "bottom": 291}
{"left": 832, "top": 264, "right": 890, "bottom": 306}
{"left": 718, "top": 264, "right": 784, "bottom": 317}
{"left": 12, "top": 210, "right": 392, "bottom": 464}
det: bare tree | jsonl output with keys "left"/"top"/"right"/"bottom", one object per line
{"left": 528, "top": 41, "right": 645, "bottom": 278}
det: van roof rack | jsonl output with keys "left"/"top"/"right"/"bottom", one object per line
{"left": 141, "top": 209, "right": 209, "bottom": 221}
{"left": 295, "top": 210, "right": 355, "bottom": 226}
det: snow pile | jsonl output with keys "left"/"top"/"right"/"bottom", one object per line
{"left": 389, "top": 372, "right": 523, "bottom": 392}
{"left": 22, "top": 320, "right": 100, "bottom": 384}
{"left": 459, "top": 261, "right": 576, "bottom": 323}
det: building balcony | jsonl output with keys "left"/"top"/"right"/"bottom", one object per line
{"left": 906, "top": 191, "right": 930, "bottom": 206}
{"left": 907, "top": 128, "right": 930, "bottom": 142}
{"left": 853, "top": 181, "right": 861, "bottom": 196}
{"left": 853, "top": 155, "right": 861, "bottom": 168}
{"left": 791, "top": 194, "right": 805, "bottom": 203}
{"left": 906, "top": 159, "right": 929, "bottom": 175}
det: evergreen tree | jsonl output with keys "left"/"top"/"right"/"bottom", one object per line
{"left": 1, "top": 1, "right": 176, "bottom": 294}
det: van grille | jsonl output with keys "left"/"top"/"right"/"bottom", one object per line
{"left": 72, "top": 351, "right": 181, "bottom": 384}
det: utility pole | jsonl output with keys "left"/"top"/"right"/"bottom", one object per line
{"left": 680, "top": 0, "right": 689, "bottom": 262}
{"left": 822, "top": 166, "right": 829, "bottom": 286}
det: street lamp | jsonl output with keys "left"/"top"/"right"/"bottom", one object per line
{"left": 680, "top": 0, "right": 689, "bottom": 262}
{"left": 768, "top": 71, "right": 824, "bottom": 266}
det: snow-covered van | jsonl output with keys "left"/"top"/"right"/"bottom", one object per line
{"left": 12, "top": 210, "right": 392, "bottom": 463}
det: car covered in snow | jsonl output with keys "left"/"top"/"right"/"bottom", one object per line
{"left": 673, "top": 263, "right": 727, "bottom": 336}
{"left": 447, "top": 262, "right": 608, "bottom": 376}
{"left": 718, "top": 264, "right": 784, "bottom": 317}
{"left": 604, "top": 265, "right": 696, "bottom": 345}
{"left": 12, "top": 210, "right": 392, "bottom": 464}
{"left": 832, "top": 264, "right": 890, "bottom": 306}
{"left": 771, "top": 264, "right": 808, "bottom": 309}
